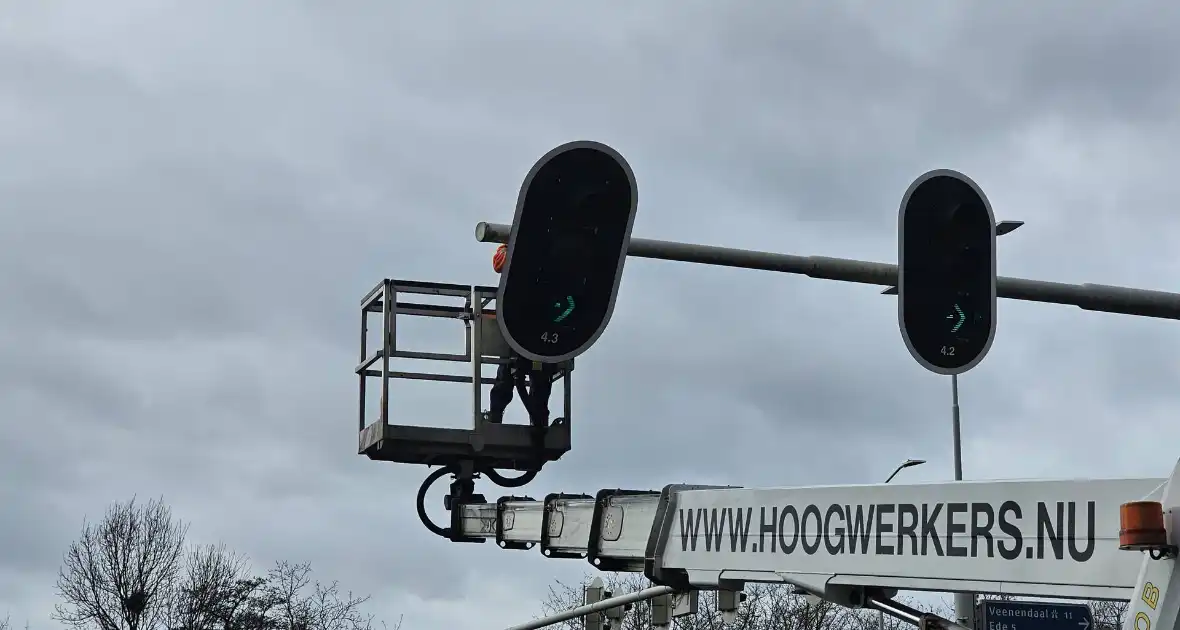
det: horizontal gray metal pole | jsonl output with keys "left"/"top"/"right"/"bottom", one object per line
{"left": 476, "top": 221, "right": 1180, "bottom": 321}
{"left": 503, "top": 585, "right": 676, "bottom": 630}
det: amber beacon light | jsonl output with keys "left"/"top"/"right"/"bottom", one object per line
{"left": 1119, "top": 501, "right": 1176, "bottom": 558}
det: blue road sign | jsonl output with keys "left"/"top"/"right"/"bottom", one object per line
{"left": 978, "top": 600, "right": 1094, "bottom": 630}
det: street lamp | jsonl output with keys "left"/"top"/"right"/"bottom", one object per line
{"left": 949, "top": 220, "right": 1021, "bottom": 630}
{"left": 884, "top": 458, "right": 926, "bottom": 484}
{"left": 995, "top": 220, "right": 1024, "bottom": 236}
{"left": 880, "top": 459, "right": 927, "bottom": 630}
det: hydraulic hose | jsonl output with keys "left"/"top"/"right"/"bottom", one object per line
{"left": 416, "top": 465, "right": 455, "bottom": 539}
{"left": 483, "top": 467, "right": 537, "bottom": 488}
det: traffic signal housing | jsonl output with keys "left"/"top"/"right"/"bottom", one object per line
{"left": 496, "top": 141, "right": 638, "bottom": 363}
{"left": 898, "top": 169, "right": 997, "bottom": 375}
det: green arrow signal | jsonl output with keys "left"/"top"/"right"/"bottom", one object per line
{"left": 553, "top": 295, "right": 576, "bottom": 323}
{"left": 950, "top": 303, "right": 965, "bottom": 332}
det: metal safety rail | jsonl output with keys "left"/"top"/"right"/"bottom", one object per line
{"left": 356, "top": 278, "right": 574, "bottom": 470}
{"left": 452, "top": 471, "right": 1180, "bottom": 607}
{"left": 359, "top": 278, "right": 585, "bottom": 543}
{"left": 357, "top": 278, "right": 505, "bottom": 435}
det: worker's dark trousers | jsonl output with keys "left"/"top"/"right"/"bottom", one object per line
{"left": 529, "top": 368, "right": 553, "bottom": 425}
{"left": 487, "top": 363, "right": 515, "bottom": 423}
{"left": 486, "top": 359, "right": 552, "bottom": 426}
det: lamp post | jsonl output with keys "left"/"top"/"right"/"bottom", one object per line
{"left": 884, "top": 458, "right": 926, "bottom": 484}
{"left": 880, "top": 458, "right": 927, "bottom": 630}
{"left": 953, "top": 219, "right": 1020, "bottom": 629}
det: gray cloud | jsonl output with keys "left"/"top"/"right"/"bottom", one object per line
{"left": 4, "top": 2, "right": 1180, "bottom": 629}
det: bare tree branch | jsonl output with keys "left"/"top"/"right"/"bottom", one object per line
{"left": 1089, "top": 600, "right": 1129, "bottom": 630}
{"left": 260, "top": 562, "right": 375, "bottom": 630}
{"left": 53, "top": 497, "right": 188, "bottom": 630}
{"left": 52, "top": 498, "right": 390, "bottom": 630}
{"left": 536, "top": 573, "right": 967, "bottom": 630}
{"left": 165, "top": 543, "right": 261, "bottom": 630}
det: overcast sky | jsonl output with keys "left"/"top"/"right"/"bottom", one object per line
{"left": 3, "top": 1, "right": 1180, "bottom": 628}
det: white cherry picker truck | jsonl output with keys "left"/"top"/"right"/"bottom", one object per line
{"left": 355, "top": 141, "right": 1180, "bottom": 630}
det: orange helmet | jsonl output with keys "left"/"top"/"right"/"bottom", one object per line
{"left": 492, "top": 244, "right": 508, "bottom": 273}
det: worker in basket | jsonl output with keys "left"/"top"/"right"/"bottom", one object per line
{"left": 484, "top": 243, "right": 555, "bottom": 428}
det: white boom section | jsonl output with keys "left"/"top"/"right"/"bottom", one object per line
{"left": 459, "top": 474, "right": 1174, "bottom": 602}
{"left": 1124, "top": 459, "right": 1180, "bottom": 630}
